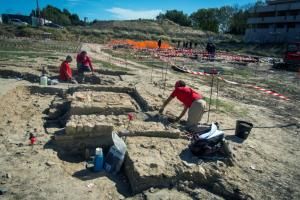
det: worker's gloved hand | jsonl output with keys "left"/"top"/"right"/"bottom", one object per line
{"left": 158, "top": 108, "right": 164, "bottom": 114}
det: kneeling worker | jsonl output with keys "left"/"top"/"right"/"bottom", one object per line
{"left": 159, "top": 80, "right": 206, "bottom": 127}
{"left": 59, "top": 55, "right": 77, "bottom": 84}
{"left": 76, "top": 51, "right": 94, "bottom": 83}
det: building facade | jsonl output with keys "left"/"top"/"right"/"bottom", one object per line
{"left": 245, "top": 0, "right": 300, "bottom": 43}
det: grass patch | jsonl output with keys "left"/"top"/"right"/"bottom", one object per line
{"left": 102, "top": 48, "right": 167, "bottom": 70}
{"left": 261, "top": 78, "right": 299, "bottom": 95}
{"left": 225, "top": 68, "right": 253, "bottom": 79}
{"left": 93, "top": 59, "right": 132, "bottom": 72}
{"left": 0, "top": 51, "right": 58, "bottom": 60}
{"left": 46, "top": 56, "right": 59, "bottom": 60}
{"left": 203, "top": 97, "right": 248, "bottom": 117}
{"left": 0, "top": 38, "right": 80, "bottom": 53}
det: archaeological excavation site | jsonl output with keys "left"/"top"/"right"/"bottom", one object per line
{"left": 0, "top": 75, "right": 245, "bottom": 200}
{"left": 0, "top": 12, "right": 299, "bottom": 199}
{"left": 36, "top": 82, "right": 236, "bottom": 199}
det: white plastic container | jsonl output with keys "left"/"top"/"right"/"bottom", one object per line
{"left": 40, "top": 75, "right": 48, "bottom": 86}
{"left": 95, "top": 147, "right": 103, "bottom": 156}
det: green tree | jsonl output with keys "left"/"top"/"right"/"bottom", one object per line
{"left": 217, "top": 6, "right": 236, "bottom": 33}
{"left": 228, "top": 1, "right": 263, "bottom": 34}
{"left": 229, "top": 9, "right": 251, "bottom": 34}
{"left": 41, "top": 5, "right": 71, "bottom": 25}
{"left": 190, "top": 9, "right": 219, "bottom": 32}
{"left": 157, "top": 10, "right": 191, "bottom": 27}
{"left": 30, "top": 9, "right": 36, "bottom": 17}
{"left": 70, "top": 14, "right": 81, "bottom": 25}
{"left": 63, "top": 8, "right": 71, "bottom": 17}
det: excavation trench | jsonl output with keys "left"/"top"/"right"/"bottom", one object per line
{"left": 0, "top": 68, "right": 127, "bottom": 85}
{"left": 2, "top": 85, "right": 250, "bottom": 200}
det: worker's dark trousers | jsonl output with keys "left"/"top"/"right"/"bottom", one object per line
{"left": 77, "top": 65, "right": 91, "bottom": 83}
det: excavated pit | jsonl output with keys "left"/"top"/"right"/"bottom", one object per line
{"left": 46, "top": 86, "right": 239, "bottom": 199}
{"left": 34, "top": 84, "right": 177, "bottom": 155}
{"left": 3, "top": 85, "right": 237, "bottom": 199}
{"left": 0, "top": 67, "right": 124, "bottom": 85}
{"left": 2, "top": 85, "right": 243, "bottom": 199}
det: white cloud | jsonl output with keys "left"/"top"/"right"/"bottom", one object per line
{"left": 106, "top": 7, "right": 162, "bottom": 20}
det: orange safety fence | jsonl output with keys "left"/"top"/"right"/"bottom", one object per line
{"left": 109, "top": 39, "right": 172, "bottom": 49}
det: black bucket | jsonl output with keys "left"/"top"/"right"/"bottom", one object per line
{"left": 235, "top": 120, "right": 253, "bottom": 139}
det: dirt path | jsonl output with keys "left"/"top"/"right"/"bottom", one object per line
{"left": 82, "top": 43, "right": 151, "bottom": 73}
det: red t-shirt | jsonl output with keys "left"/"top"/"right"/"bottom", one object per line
{"left": 60, "top": 61, "right": 72, "bottom": 81}
{"left": 171, "top": 86, "right": 202, "bottom": 108}
{"left": 76, "top": 54, "right": 93, "bottom": 71}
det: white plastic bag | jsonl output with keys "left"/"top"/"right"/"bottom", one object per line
{"left": 112, "top": 131, "right": 126, "bottom": 153}
{"left": 198, "top": 123, "right": 224, "bottom": 140}
{"left": 104, "top": 132, "right": 127, "bottom": 174}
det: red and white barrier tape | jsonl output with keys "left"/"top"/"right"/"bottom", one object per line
{"left": 172, "top": 65, "right": 290, "bottom": 101}
{"left": 247, "top": 85, "right": 290, "bottom": 100}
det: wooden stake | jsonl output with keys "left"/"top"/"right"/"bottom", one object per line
{"left": 207, "top": 75, "right": 215, "bottom": 123}
{"left": 216, "top": 75, "right": 220, "bottom": 111}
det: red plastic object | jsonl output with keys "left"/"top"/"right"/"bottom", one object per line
{"left": 30, "top": 136, "right": 37, "bottom": 145}
{"left": 128, "top": 113, "right": 134, "bottom": 121}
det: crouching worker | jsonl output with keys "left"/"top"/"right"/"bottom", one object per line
{"left": 159, "top": 80, "right": 206, "bottom": 127}
{"left": 76, "top": 51, "right": 94, "bottom": 83}
{"left": 59, "top": 55, "right": 77, "bottom": 84}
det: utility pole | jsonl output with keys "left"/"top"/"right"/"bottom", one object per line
{"left": 36, "top": 0, "right": 41, "bottom": 26}
{"left": 36, "top": 0, "right": 40, "bottom": 17}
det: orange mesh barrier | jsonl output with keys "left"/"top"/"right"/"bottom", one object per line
{"left": 109, "top": 39, "right": 172, "bottom": 49}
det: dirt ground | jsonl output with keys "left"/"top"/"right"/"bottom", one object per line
{"left": 0, "top": 40, "right": 299, "bottom": 200}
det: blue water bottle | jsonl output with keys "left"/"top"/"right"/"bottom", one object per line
{"left": 93, "top": 147, "right": 104, "bottom": 172}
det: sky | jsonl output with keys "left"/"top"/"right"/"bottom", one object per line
{"left": 0, "top": 0, "right": 258, "bottom": 21}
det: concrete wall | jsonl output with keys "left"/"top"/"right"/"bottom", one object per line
{"left": 248, "top": 15, "right": 300, "bottom": 24}
{"left": 245, "top": 28, "right": 300, "bottom": 43}
{"left": 255, "top": 1, "right": 300, "bottom": 12}
{"left": 245, "top": 0, "right": 300, "bottom": 43}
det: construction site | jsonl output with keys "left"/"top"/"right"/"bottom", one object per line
{"left": 0, "top": 1, "right": 300, "bottom": 199}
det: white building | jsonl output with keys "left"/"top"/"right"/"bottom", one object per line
{"left": 245, "top": 0, "right": 300, "bottom": 43}
{"left": 31, "top": 16, "right": 52, "bottom": 27}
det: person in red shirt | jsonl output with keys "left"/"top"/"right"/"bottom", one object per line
{"left": 59, "top": 55, "right": 77, "bottom": 84}
{"left": 76, "top": 51, "right": 94, "bottom": 72}
{"left": 159, "top": 80, "right": 206, "bottom": 127}
{"left": 76, "top": 51, "right": 94, "bottom": 83}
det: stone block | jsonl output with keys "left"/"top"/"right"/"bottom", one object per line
{"left": 93, "top": 123, "right": 114, "bottom": 136}
{"left": 69, "top": 91, "right": 137, "bottom": 115}
{"left": 65, "top": 122, "right": 77, "bottom": 135}
{"left": 125, "top": 137, "right": 214, "bottom": 194}
{"left": 76, "top": 124, "right": 84, "bottom": 134}
{"left": 83, "top": 123, "right": 94, "bottom": 133}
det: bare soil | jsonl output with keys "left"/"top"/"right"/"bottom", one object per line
{"left": 0, "top": 40, "right": 299, "bottom": 200}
